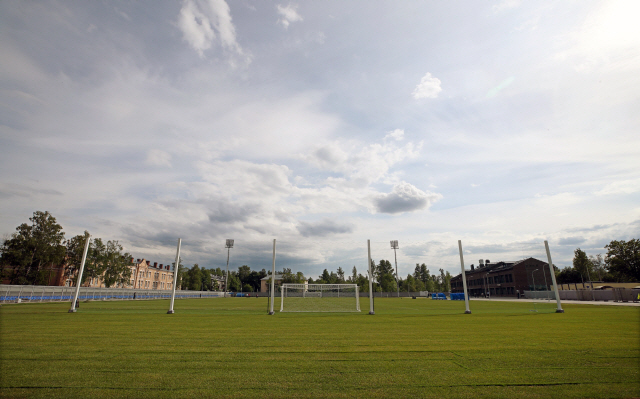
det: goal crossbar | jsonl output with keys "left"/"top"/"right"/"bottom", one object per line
{"left": 280, "top": 283, "right": 360, "bottom": 312}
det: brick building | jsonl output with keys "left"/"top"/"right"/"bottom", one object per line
{"left": 450, "top": 257, "right": 554, "bottom": 297}
{"left": 79, "top": 258, "right": 176, "bottom": 290}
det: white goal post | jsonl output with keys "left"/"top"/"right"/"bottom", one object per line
{"left": 280, "top": 284, "right": 361, "bottom": 312}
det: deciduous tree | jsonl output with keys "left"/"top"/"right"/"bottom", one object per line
{"left": 605, "top": 239, "right": 640, "bottom": 281}
{"left": 1, "top": 211, "right": 66, "bottom": 285}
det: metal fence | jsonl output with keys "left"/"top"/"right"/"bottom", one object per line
{"left": 0, "top": 284, "right": 224, "bottom": 303}
{"left": 525, "top": 289, "right": 639, "bottom": 302}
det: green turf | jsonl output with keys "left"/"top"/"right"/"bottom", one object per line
{"left": 1, "top": 298, "right": 638, "bottom": 398}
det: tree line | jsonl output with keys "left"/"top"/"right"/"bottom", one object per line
{"left": 178, "top": 264, "right": 269, "bottom": 292}
{"left": 556, "top": 239, "right": 639, "bottom": 284}
{"left": 307, "top": 261, "right": 452, "bottom": 293}
{"left": 1, "top": 211, "right": 132, "bottom": 287}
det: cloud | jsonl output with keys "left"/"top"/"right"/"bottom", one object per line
{"left": 277, "top": 4, "right": 303, "bottom": 29}
{"left": 305, "top": 135, "right": 423, "bottom": 187}
{"left": 384, "top": 129, "right": 404, "bottom": 141}
{"left": 558, "top": 236, "right": 586, "bottom": 246}
{"left": 297, "top": 218, "right": 353, "bottom": 237}
{"left": 206, "top": 200, "right": 260, "bottom": 223}
{"left": 145, "top": 149, "right": 172, "bottom": 167}
{"left": 412, "top": 73, "right": 442, "bottom": 99}
{"left": 493, "top": 0, "right": 521, "bottom": 13}
{"left": 307, "top": 143, "right": 349, "bottom": 172}
{"left": 177, "top": 0, "right": 246, "bottom": 59}
{"left": 0, "top": 183, "right": 63, "bottom": 199}
{"left": 595, "top": 179, "right": 640, "bottom": 196}
{"left": 374, "top": 182, "right": 441, "bottom": 214}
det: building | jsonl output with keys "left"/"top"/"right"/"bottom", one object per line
{"left": 128, "top": 259, "right": 175, "bottom": 290}
{"left": 211, "top": 275, "right": 226, "bottom": 292}
{"left": 450, "top": 257, "right": 554, "bottom": 297}
{"left": 260, "top": 274, "right": 283, "bottom": 293}
{"left": 81, "top": 258, "right": 176, "bottom": 290}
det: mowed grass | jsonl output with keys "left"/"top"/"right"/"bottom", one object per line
{"left": 0, "top": 298, "right": 638, "bottom": 399}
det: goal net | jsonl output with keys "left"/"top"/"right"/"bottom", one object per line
{"left": 280, "top": 284, "right": 361, "bottom": 312}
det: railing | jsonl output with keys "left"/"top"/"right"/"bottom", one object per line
{"left": 0, "top": 284, "right": 224, "bottom": 303}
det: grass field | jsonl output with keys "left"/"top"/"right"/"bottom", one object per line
{"left": 1, "top": 297, "right": 638, "bottom": 399}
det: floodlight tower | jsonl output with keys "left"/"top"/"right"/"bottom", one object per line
{"left": 390, "top": 240, "right": 400, "bottom": 298}
{"left": 225, "top": 239, "right": 234, "bottom": 296}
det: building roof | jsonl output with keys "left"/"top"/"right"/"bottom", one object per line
{"left": 451, "top": 257, "right": 547, "bottom": 280}
{"left": 261, "top": 274, "right": 283, "bottom": 281}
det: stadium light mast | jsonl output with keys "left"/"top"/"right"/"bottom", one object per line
{"left": 390, "top": 240, "right": 400, "bottom": 298}
{"left": 225, "top": 239, "right": 234, "bottom": 296}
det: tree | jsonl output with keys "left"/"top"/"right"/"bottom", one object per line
{"left": 174, "top": 258, "right": 186, "bottom": 289}
{"left": 227, "top": 272, "right": 241, "bottom": 291}
{"left": 605, "top": 239, "right": 640, "bottom": 281}
{"left": 320, "top": 269, "right": 331, "bottom": 283}
{"left": 351, "top": 266, "right": 357, "bottom": 282}
{"left": 588, "top": 254, "right": 607, "bottom": 281}
{"left": 187, "top": 264, "right": 203, "bottom": 291}
{"left": 242, "top": 283, "right": 253, "bottom": 292}
{"left": 337, "top": 267, "right": 345, "bottom": 283}
{"left": 439, "top": 269, "right": 451, "bottom": 292}
{"left": 65, "top": 232, "right": 90, "bottom": 285}
{"left": 237, "top": 265, "right": 252, "bottom": 284}
{"left": 375, "top": 260, "right": 397, "bottom": 292}
{"left": 100, "top": 240, "right": 132, "bottom": 288}
{"left": 556, "top": 266, "right": 582, "bottom": 284}
{"left": 201, "top": 268, "right": 213, "bottom": 291}
{"left": 1, "top": 211, "right": 66, "bottom": 285}
{"left": 78, "top": 238, "right": 132, "bottom": 288}
{"left": 573, "top": 248, "right": 593, "bottom": 284}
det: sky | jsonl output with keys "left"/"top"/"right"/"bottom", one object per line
{"left": 1, "top": 0, "right": 639, "bottom": 279}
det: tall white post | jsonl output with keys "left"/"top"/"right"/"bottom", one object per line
{"left": 69, "top": 232, "right": 91, "bottom": 313}
{"left": 458, "top": 240, "right": 472, "bottom": 314}
{"left": 544, "top": 240, "right": 564, "bottom": 313}
{"left": 167, "top": 238, "right": 182, "bottom": 314}
{"left": 393, "top": 245, "right": 400, "bottom": 298}
{"left": 269, "top": 239, "right": 276, "bottom": 315}
{"left": 367, "top": 239, "right": 374, "bottom": 315}
{"left": 225, "top": 247, "right": 230, "bottom": 297}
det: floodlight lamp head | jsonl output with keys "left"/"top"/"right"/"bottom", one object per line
{"left": 225, "top": 239, "right": 234, "bottom": 248}
{"left": 390, "top": 240, "right": 399, "bottom": 249}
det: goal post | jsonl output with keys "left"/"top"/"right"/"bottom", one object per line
{"left": 280, "top": 284, "right": 361, "bottom": 312}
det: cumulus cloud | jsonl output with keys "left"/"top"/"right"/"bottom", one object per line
{"left": 374, "top": 182, "right": 441, "bottom": 214}
{"left": 297, "top": 218, "right": 353, "bottom": 237}
{"left": 412, "top": 72, "right": 442, "bottom": 99}
{"left": 177, "top": 0, "right": 245, "bottom": 58}
{"left": 305, "top": 135, "right": 422, "bottom": 187}
{"left": 145, "top": 149, "right": 172, "bottom": 167}
{"left": 384, "top": 129, "right": 404, "bottom": 141}
{"left": 308, "top": 143, "right": 349, "bottom": 172}
{"left": 277, "top": 3, "right": 303, "bottom": 29}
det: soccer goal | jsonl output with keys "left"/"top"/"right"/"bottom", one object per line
{"left": 280, "top": 284, "right": 361, "bottom": 312}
